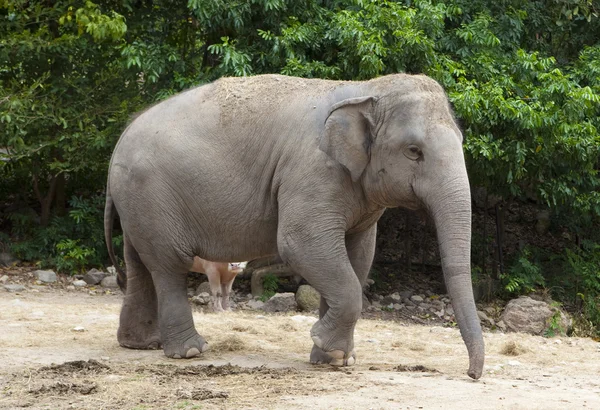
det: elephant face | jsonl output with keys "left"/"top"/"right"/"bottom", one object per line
{"left": 320, "top": 76, "right": 465, "bottom": 210}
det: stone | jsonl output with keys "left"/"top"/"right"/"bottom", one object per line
{"left": 496, "top": 320, "right": 507, "bottom": 331}
{"left": 4, "top": 284, "right": 25, "bottom": 292}
{"left": 420, "top": 303, "right": 432, "bottom": 310}
{"left": 399, "top": 290, "right": 413, "bottom": 300}
{"left": 291, "top": 315, "right": 318, "bottom": 324}
{"left": 107, "top": 266, "right": 117, "bottom": 275}
{"left": 66, "top": 285, "right": 75, "bottom": 291}
{"left": 71, "top": 326, "right": 86, "bottom": 332}
{"left": 195, "top": 282, "right": 212, "bottom": 296}
{"left": 34, "top": 270, "right": 57, "bottom": 283}
{"left": 73, "top": 279, "right": 87, "bottom": 287}
{"left": 247, "top": 299, "right": 265, "bottom": 310}
{"left": 101, "top": 276, "right": 119, "bottom": 289}
{"left": 0, "top": 275, "right": 8, "bottom": 283}
{"left": 500, "top": 296, "right": 571, "bottom": 336}
{"left": 446, "top": 305, "right": 454, "bottom": 315}
{"left": 295, "top": 285, "right": 320, "bottom": 312}
{"left": 191, "top": 292, "right": 211, "bottom": 305}
{"left": 381, "top": 292, "right": 401, "bottom": 305}
{"left": 411, "top": 295, "right": 424, "bottom": 303}
{"left": 393, "top": 303, "right": 403, "bottom": 310}
{"left": 0, "top": 251, "right": 20, "bottom": 267}
{"left": 83, "top": 268, "right": 107, "bottom": 285}
{"left": 262, "top": 292, "right": 297, "bottom": 313}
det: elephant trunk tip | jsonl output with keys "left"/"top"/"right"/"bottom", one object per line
{"left": 467, "top": 345, "right": 485, "bottom": 380}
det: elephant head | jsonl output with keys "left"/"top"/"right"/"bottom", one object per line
{"left": 319, "top": 75, "right": 484, "bottom": 379}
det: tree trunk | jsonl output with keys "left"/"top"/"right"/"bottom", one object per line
{"left": 33, "top": 173, "right": 59, "bottom": 227}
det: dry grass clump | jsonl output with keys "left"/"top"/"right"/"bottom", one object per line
{"left": 211, "top": 335, "right": 246, "bottom": 353}
{"left": 500, "top": 340, "right": 528, "bottom": 356}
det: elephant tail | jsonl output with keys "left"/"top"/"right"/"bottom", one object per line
{"left": 104, "top": 185, "right": 127, "bottom": 293}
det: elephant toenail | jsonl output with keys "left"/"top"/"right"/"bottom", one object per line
{"left": 186, "top": 347, "right": 200, "bottom": 358}
{"left": 172, "top": 354, "right": 181, "bottom": 359}
{"left": 346, "top": 356, "right": 356, "bottom": 366}
{"left": 201, "top": 343, "right": 210, "bottom": 353}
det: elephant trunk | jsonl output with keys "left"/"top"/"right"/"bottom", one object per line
{"left": 428, "top": 176, "right": 484, "bottom": 379}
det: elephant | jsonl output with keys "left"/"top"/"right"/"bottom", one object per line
{"left": 104, "top": 73, "right": 485, "bottom": 379}
{"left": 190, "top": 257, "right": 245, "bottom": 312}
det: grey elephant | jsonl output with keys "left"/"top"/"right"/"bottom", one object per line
{"left": 104, "top": 73, "right": 484, "bottom": 379}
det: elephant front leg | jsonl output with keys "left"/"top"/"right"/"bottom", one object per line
{"left": 310, "top": 224, "right": 377, "bottom": 365}
{"left": 278, "top": 222, "right": 363, "bottom": 367}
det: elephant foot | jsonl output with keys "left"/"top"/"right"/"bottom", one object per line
{"left": 164, "top": 334, "right": 209, "bottom": 359}
{"left": 309, "top": 344, "right": 356, "bottom": 366}
{"left": 118, "top": 328, "right": 162, "bottom": 350}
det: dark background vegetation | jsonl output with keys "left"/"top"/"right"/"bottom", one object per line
{"left": 1, "top": 1, "right": 599, "bottom": 334}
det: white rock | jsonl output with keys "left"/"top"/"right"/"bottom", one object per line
{"left": 290, "top": 315, "right": 318, "bottom": 324}
{"left": 507, "top": 360, "right": 522, "bottom": 366}
{"left": 73, "top": 280, "right": 87, "bottom": 287}
{"left": 34, "top": 270, "right": 57, "bottom": 283}
{"left": 72, "top": 326, "right": 86, "bottom": 332}
{"left": 411, "top": 295, "right": 424, "bottom": 303}
{"left": 0, "top": 275, "right": 9, "bottom": 283}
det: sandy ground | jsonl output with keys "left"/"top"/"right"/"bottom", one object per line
{"left": 1, "top": 288, "right": 599, "bottom": 410}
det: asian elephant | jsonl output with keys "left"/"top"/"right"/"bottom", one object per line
{"left": 104, "top": 74, "right": 484, "bottom": 379}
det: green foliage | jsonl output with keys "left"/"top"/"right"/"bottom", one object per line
{"left": 259, "top": 273, "right": 280, "bottom": 301}
{"left": 7, "top": 195, "right": 121, "bottom": 274}
{"left": 561, "top": 242, "right": 600, "bottom": 335}
{"left": 501, "top": 247, "right": 546, "bottom": 295}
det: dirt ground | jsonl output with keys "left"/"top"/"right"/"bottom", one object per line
{"left": 1, "top": 287, "right": 599, "bottom": 410}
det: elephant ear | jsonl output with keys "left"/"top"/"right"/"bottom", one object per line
{"left": 319, "top": 96, "right": 377, "bottom": 182}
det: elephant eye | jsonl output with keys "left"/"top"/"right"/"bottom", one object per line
{"left": 404, "top": 145, "right": 423, "bottom": 161}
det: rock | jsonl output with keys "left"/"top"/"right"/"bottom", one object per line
{"left": 477, "top": 310, "right": 495, "bottom": 326}
{"left": 83, "top": 268, "right": 107, "bottom": 285}
{"left": 262, "top": 292, "right": 297, "bottom": 313}
{"left": 290, "top": 315, "right": 318, "bottom": 324}
{"left": 295, "top": 285, "right": 320, "bottom": 312}
{"left": 71, "top": 326, "right": 86, "bottom": 332}
{"left": 34, "top": 270, "right": 57, "bottom": 283}
{"left": 107, "top": 266, "right": 117, "bottom": 275}
{"left": 420, "top": 302, "right": 432, "bottom": 310}
{"left": 372, "top": 300, "right": 382, "bottom": 309}
{"left": 73, "top": 279, "right": 87, "bottom": 287}
{"left": 399, "top": 290, "right": 413, "bottom": 300}
{"left": 0, "top": 251, "right": 20, "bottom": 267}
{"left": 191, "top": 292, "right": 211, "bottom": 305}
{"left": 101, "top": 276, "right": 119, "bottom": 289}
{"left": 195, "top": 282, "right": 212, "bottom": 296}
{"left": 446, "top": 305, "right": 454, "bottom": 315}
{"left": 393, "top": 303, "right": 403, "bottom": 310}
{"left": 247, "top": 299, "right": 265, "bottom": 310}
{"left": 66, "top": 285, "right": 75, "bottom": 291}
{"left": 411, "top": 295, "right": 424, "bottom": 303}
{"left": 0, "top": 275, "right": 8, "bottom": 283}
{"left": 381, "top": 292, "right": 401, "bottom": 305}
{"left": 4, "top": 284, "right": 25, "bottom": 292}
{"left": 496, "top": 320, "right": 507, "bottom": 331}
{"left": 500, "top": 296, "right": 571, "bottom": 336}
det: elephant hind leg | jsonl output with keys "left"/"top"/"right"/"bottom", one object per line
{"left": 117, "top": 234, "right": 161, "bottom": 350}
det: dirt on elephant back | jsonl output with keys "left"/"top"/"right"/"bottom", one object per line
{"left": 1, "top": 277, "right": 600, "bottom": 409}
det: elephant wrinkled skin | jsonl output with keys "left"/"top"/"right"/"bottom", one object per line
{"left": 105, "top": 74, "right": 484, "bottom": 379}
